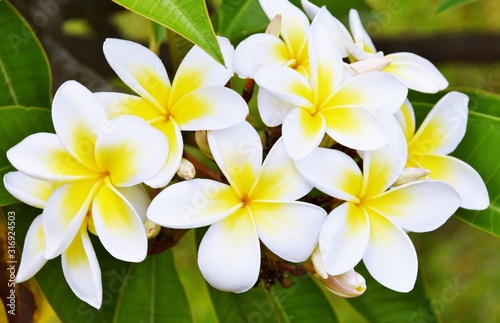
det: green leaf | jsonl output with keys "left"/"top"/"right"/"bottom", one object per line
{"left": 436, "top": 0, "right": 479, "bottom": 13}
{"left": 113, "top": 0, "right": 224, "bottom": 66}
{"left": 0, "top": 1, "right": 51, "bottom": 108}
{"left": 0, "top": 106, "right": 53, "bottom": 206}
{"left": 296, "top": 0, "right": 371, "bottom": 18}
{"left": 348, "top": 263, "right": 438, "bottom": 322}
{"left": 410, "top": 90, "right": 500, "bottom": 237}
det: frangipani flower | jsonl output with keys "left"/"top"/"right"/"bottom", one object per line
{"left": 148, "top": 121, "right": 326, "bottom": 292}
{"left": 96, "top": 37, "right": 248, "bottom": 188}
{"left": 254, "top": 9, "right": 408, "bottom": 160}
{"left": 233, "top": 0, "right": 311, "bottom": 78}
{"left": 4, "top": 172, "right": 102, "bottom": 308}
{"left": 296, "top": 118, "right": 461, "bottom": 292}
{"left": 397, "top": 92, "right": 489, "bottom": 210}
{"left": 302, "top": 1, "right": 448, "bottom": 93}
{"left": 7, "top": 81, "right": 165, "bottom": 263}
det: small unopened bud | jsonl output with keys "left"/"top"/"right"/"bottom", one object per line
{"left": 323, "top": 269, "right": 367, "bottom": 298}
{"left": 195, "top": 130, "right": 214, "bottom": 160}
{"left": 144, "top": 219, "right": 161, "bottom": 239}
{"left": 350, "top": 57, "right": 392, "bottom": 74}
{"left": 311, "top": 245, "right": 329, "bottom": 279}
{"left": 177, "top": 158, "right": 196, "bottom": 180}
{"left": 266, "top": 14, "right": 282, "bottom": 37}
{"left": 393, "top": 167, "right": 430, "bottom": 187}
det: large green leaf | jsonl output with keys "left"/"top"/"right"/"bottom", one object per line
{"left": 0, "top": 106, "right": 53, "bottom": 206}
{"left": 113, "top": 0, "right": 224, "bottom": 66}
{"left": 436, "top": 0, "right": 479, "bottom": 13}
{"left": 0, "top": 1, "right": 51, "bottom": 108}
{"left": 410, "top": 90, "right": 500, "bottom": 236}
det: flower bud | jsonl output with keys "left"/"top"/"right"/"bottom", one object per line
{"left": 266, "top": 14, "right": 282, "bottom": 37}
{"left": 177, "top": 158, "right": 196, "bottom": 180}
{"left": 393, "top": 167, "right": 430, "bottom": 187}
{"left": 311, "top": 245, "right": 329, "bottom": 279}
{"left": 350, "top": 57, "right": 392, "bottom": 74}
{"left": 144, "top": 219, "right": 161, "bottom": 239}
{"left": 195, "top": 130, "right": 214, "bottom": 160}
{"left": 323, "top": 269, "right": 367, "bottom": 298}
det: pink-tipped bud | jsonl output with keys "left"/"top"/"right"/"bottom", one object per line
{"left": 144, "top": 219, "right": 161, "bottom": 239}
{"left": 177, "top": 158, "right": 196, "bottom": 180}
{"left": 323, "top": 269, "right": 367, "bottom": 298}
{"left": 350, "top": 57, "right": 392, "bottom": 74}
{"left": 393, "top": 167, "right": 430, "bottom": 187}
{"left": 266, "top": 14, "right": 282, "bottom": 37}
{"left": 311, "top": 245, "right": 329, "bottom": 279}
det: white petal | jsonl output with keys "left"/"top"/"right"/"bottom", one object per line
{"left": 7, "top": 133, "right": 98, "bottom": 182}
{"left": 251, "top": 201, "right": 326, "bottom": 262}
{"left": 301, "top": 0, "right": 320, "bottom": 18}
{"left": 394, "top": 99, "right": 416, "bottom": 142}
{"left": 43, "top": 180, "right": 100, "bottom": 258}
{"left": 95, "top": 116, "right": 168, "bottom": 187}
{"left": 413, "top": 154, "right": 489, "bottom": 210}
{"left": 295, "top": 148, "right": 362, "bottom": 202}
{"left": 363, "top": 210, "right": 418, "bottom": 292}
{"left": 383, "top": 52, "right": 448, "bottom": 93}
{"left": 282, "top": 108, "right": 326, "bottom": 160}
{"left": 409, "top": 91, "right": 469, "bottom": 156}
{"left": 103, "top": 38, "right": 170, "bottom": 110}
{"left": 367, "top": 180, "right": 460, "bottom": 232}
{"left": 15, "top": 215, "right": 47, "bottom": 283}
{"left": 320, "top": 202, "right": 370, "bottom": 276}
{"left": 233, "top": 34, "right": 290, "bottom": 78}
{"left": 208, "top": 122, "right": 262, "bottom": 196}
{"left": 171, "top": 86, "right": 248, "bottom": 131}
{"left": 92, "top": 179, "right": 147, "bottom": 262}
{"left": 250, "top": 139, "right": 312, "bottom": 201}
{"left": 116, "top": 184, "right": 151, "bottom": 222}
{"left": 52, "top": 81, "right": 108, "bottom": 171}
{"left": 145, "top": 119, "right": 183, "bottom": 188}
{"left": 3, "top": 172, "right": 53, "bottom": 208}
{"left": 349, "top": 9, "right": 377, "bottom": 54}
{"left": 62, "top": 219, "right": 102, "bottom": 309}
{"left": 148, "top": 179, "right": 242, "bottom": 228}
{"left": 198, "top": 207, "right": 260, "bottom": 293}
{"left": 256, "top": 89, "right": 296, "bottom": 127}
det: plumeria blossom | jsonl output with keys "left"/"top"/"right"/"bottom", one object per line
{"left": 301, "top": 1, "right": 448, "bottom": 93}
{"left": 396, "top": 92, "right": 489, "bottom": 210}
{"left": 95, "top": 37, "right": 248, "bottom": 188}
{"left": 233, "top": 0, "right": 311, "bottom": 78}
{"left": 3, "top": 172, "right": 102, "bottom": 308}
{"left": 296, "top": 117, "right": 461, "bottom": 292}
{"left": 254, "top": 8, "right": 408, "bottom": 160}
{"left": 7, "top": 81, "right": 165, "bottom": 263}
{"left": 148, "top": 121, "right": 326, "bottom": 292}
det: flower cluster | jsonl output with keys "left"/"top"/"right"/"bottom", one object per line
{"left": 4, "top": 0, "right": 489, "bottom": 308}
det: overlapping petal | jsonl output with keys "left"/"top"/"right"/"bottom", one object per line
{"left": 394, "top": 99, "right": 416, "bottom": 142}
{"left": 7, "top": 133, "right": 98, "bottom": 182}
{"left": 295, "top": 148, "right": 362, "bottom": 202}
{"left": 348, "top": 9, "right": 378, "bottom": 55}
{"left": 208, "top": 122, "right": 263, "bottom": 196}
{"left": 282, "top": 108, "right": 326, "bottom": 160}
{"left": 411, "top": 154, "right": 489, "bottom": 210}
{"left": 116, "top": 184, "right": 151, "bottom": 222}
{"left": 92, "top": 179, "right": 147, "bottom": 262}
{"left": 319, "top": 202, "right": 370, "bottom": 276}
{"left": 366, "top": 180, "right": 460, "bottom": 232}
{"left": 95, "top": 115, "right": 168, "bottom": 187}
{"left": 103, "top": 38, "right": 170, "bottom": 111}
{"left": 383, "top": 52, "right": 449, "bottom": 93}
{"left": 198, "top": 207, "right": 260, "bottom": 293}
{"left": 147, "top": 179, "right": 242, "bottom": 228}
{"left": 62, "top": 218, "right": 102, "bottom": 308}
{"left": 94, "top": 92, "right": 162, "bottom": 123}
{"left": 409, "top": 91, "right": 469, "bottom": 156}
{"left": 171, "top": 86, "right": 249, "bottom": 131}
{"left": 249, "top": 139, "right": 312, "bottom": 201}
{"left": 256, "top": 89, "right": 296, "bottom": 127}
{"left": 3, "top": 172, "right": 53, "bottom": 209}
{"left": 363, "top": 210, "right": 418, "bottom": 292}
{"left": 251, "top": 201, "right": 326, "bottom": 262}
{"left": 15, "top": 215, "right": 47, "bottom": 283}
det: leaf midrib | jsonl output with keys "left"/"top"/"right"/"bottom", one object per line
{"left": 0, "top": 55, "right": 19, "bottom": 105}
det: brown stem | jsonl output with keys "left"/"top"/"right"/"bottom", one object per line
{"left": 242, "top": 78, "right": 255, "bottom": 104}
{"left": 183, "top": 151, "right": 222, "bottom": 181}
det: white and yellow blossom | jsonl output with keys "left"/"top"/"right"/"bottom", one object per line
{"left": 253, "top": 9, "right": 407, "bottom": 159}
{"left": 148, "top": 121, "right": 326, "bottom": 293}
{"left": 396, "top": 92, "right": 489, "bottom": 209}
{"left": 96, "top": 37, "right": 248, "bottom": 188}
{"left": 7, "top": 81, "right": 164, "bottom": 263}
{"left": 296, "top": 118, "right": 460, "bottom": 292}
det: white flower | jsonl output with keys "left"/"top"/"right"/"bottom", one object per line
{"left": 7, "top": 81, "right": 163, "bottom": 262}
{"left": 96, "top": 37, "right": 248, "bottom": 188}
{"left": 148, "top": 122, "right": 326, "bottom": 292}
